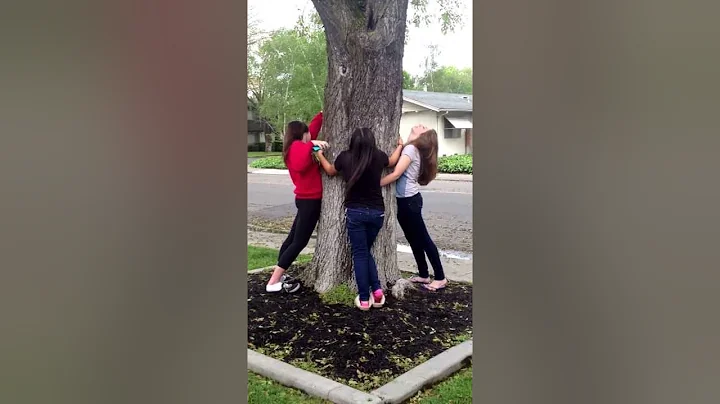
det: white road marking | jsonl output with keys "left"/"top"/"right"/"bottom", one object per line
{"left": 250, "top": 169, "right": 289, "bottom": 175}
{"left": 397, "top": 243, "right": 472, "bottom": 261}
{"left": 420, "top": 190, "right": 472, "bottom": 195}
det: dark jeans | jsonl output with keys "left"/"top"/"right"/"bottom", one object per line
{"left": 277, "top": 198, "right": 322, "bottom": 270}
{"left": 396, "top": 193, "right": 445, "bottom": 281}
{"left": 345, "top": 207, "right": 385, "bottom": 301}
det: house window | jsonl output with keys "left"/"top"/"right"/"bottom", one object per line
{"left": 444, "top": 128, "right": 463, "bottom": 139}
{"left": 443, "top": 116, "right": 471, "bottom": 139}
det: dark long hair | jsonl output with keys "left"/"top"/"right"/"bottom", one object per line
{"left": 345, "top": 127, "right": 377, "bottom": 197}
{"left": 282, "top": 121, "right": 309, "bottom": 163}
{"left": 408, "top": 129, "right": 439, "bottom": 186}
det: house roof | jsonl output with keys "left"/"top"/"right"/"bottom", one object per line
{"left": 403, "top": 90, "right": 473, "bottom": 112}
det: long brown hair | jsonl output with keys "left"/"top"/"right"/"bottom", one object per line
{"left": 407, "top": 129, "right": 439, "bottom": 186}
{"left": 282, "top": 121, "right": 309, "bottom": 163}
{"left": 345, "top": 128, "right": 377, "bottom": 198}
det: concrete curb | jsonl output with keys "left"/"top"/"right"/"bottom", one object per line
{"left": 247, "top": 228, "right": 473, "bottom": 265}
{"left": 248, "top": 349, "right": 382, "bottom": 404}
{"left": 248, "top": 224, "right": 318, "bottom": 239}
{"left": 249, "top": 266, "right": 454, "bottom": 282}
{"left": 249, "top": 261, "right": 472, "bottom": 287}
{"left": 248, "top": 266, "right": 273, "bottom": 274}
{"left": 434, "top": 173, "right": 473, "bottom": 182}
{"left": 248, "top": 167, "right": 472, "bottom": 182}
{"left": 371, "top": 340, "right": 473, "bottom": 404}
{"left": 248, "top": 261, "right": 309, "bottom": 274}
{"left": 248, "top": 257, "right": 466, "bottom": 280}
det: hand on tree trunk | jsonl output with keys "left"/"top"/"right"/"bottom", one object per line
{"left": 311, "top": 140, "right": 329, "bottom": 149}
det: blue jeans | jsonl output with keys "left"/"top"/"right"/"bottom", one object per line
{"left": 345, "top": 207, "right": 385, "bottom": 301}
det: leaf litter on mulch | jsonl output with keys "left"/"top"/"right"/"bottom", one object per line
{"left": 247, "top": 266, "right": 473, "bottom": 391}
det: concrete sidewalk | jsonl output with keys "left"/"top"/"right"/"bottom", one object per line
{"left": 247, "top": 166, "right": 472, "bottom": 182}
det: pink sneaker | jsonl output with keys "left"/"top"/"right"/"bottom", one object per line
{"left": 372, "top": 289, "right": 385, "bottom": 308}
{"left": 355, "top": 295, "right": 371, "bottom": 311}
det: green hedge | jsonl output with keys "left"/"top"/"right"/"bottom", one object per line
{"left": 437, "top": 154, "right": 472, "bottom": 174}
{"left": 247, "top": 141, "right": 283, "bottom": 153}
{"left": 250, "top": 153, "right": 473, "bottom": 174}
{"left": 248, "top": 143, "right": 265, "bottom": 152}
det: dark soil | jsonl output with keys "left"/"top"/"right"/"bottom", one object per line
{"left": 247, "top": 266, "right": 473, "bottom": 391}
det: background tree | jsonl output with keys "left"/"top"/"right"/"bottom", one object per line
{"left": 303, "top": 0, "right": 464, "bottom": 294}
{"left": 402, "top": 70, "right": 416, "bottom": 90}
{"left": 247, "top": 7, "right": 262, "bottom": 119}
{"left": 248, "top": 14, "right": 327, "bottom": 144}
{"left": 416, "top": 65, "right": 472, "bottom": 94}
{"left": 419, "top": 43, "right": 440, "bottom": 90}
{"left": 248, "top": 53, "right": 275, "bottom": 151}
{"left": 247, "top": 6, "right": 266, "bottom": 52}
{"left": 248, "top": 6, "right": 277, "bottom": 150}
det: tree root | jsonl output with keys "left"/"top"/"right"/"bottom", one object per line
{"left": 391, "top": 278, "right": 416, "bottom": 300}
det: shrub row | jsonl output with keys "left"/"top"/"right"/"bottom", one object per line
{"left": 250, "top": 154, "right": 472, "bottom": 174}
{"left": 437, "top": 154, "right": 472, "bottom": 174}
{"left": 248, "top": 141, "right": 283, "bottom": 153}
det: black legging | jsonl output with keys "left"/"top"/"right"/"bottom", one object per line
{"left": 396, "top": 193, "right": 446, "bottom": 281}
{"left": 277, "top": 198, "right": 322, "bottom": 269}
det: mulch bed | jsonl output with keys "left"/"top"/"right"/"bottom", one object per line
{"left": 248, "top": 266, "right": 473, "bottom": 391}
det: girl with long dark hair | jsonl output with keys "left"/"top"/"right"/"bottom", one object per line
{"left": 380, "top": 124, "right": 447, "bottom": 292}
{"left": 315, "top": 128, "right": 403, "bottom": 310}
{"left": 265, "top": 111, "right": 328, "bottom": 293}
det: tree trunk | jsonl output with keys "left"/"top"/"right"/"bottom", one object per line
{"left": 303, "top": 0, "right": 410, "bottom": 293}
{"left": 264, "top": 133, "right": 273, "bottom": 153}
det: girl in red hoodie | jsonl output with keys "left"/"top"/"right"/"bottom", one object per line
{"left": 266, "top": 112, "right": 327, "bottom": 293}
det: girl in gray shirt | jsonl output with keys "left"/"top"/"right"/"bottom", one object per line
{"left": 380, "top": 125, "right": 447, "bottom": 291}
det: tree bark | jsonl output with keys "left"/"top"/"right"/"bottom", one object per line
{"left": 303, "top": 0, "right": 410, "bottom": 293}
{"left": 264, "top": 133, "right": 273, "bottom": 153}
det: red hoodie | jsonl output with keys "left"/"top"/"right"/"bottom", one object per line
{"left": 287, "top": 111, "right": 323, "bottom": 199}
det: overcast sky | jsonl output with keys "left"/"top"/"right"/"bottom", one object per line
{"left": 248, "top": 0, "right": 472, "bottom": 77}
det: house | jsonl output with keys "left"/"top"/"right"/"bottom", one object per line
{"left": 400, "top": 90, "right": 473, "bottom": 156}
{"left": 247, "top": 108, "right": 272, "bottom": 149}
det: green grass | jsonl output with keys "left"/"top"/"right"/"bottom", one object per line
{"left": 247, "top": 366, "right": 472, "bottom": 404}
{"left": 319, "top": 284, "right": 356, "bottom": 306}
{"left": 250, "top": 154, "right": 473, "bottom": 174}
{"left": 248, "top": 151, "right": 282, "bottom": 158}
{"left": 248, "top": 372, "right": 329, "bottom": 404}
{"left": 248, "top": 245, "right": 312, "bottom": 271}
{"left": 410, "top": 366, "right": 472, "bottom": 404}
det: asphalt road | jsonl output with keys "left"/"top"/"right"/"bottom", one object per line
{"left": 247, "top": 173, "right": 474, "bottom": 253}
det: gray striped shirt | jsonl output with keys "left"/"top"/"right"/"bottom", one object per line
{"left": 395, "top": 145, "right": 421, "bottom": 198}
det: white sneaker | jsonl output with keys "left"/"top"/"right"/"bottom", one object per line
{"left": 266, "top": 275, "right": 300, "bottom": 293}
{"left": 266, "top": 282, "right": 283, "bottom": 293}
